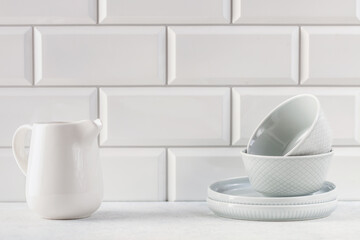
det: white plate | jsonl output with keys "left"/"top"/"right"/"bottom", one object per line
{"left": 208, "top": 177, "right": 337, "bottom": 205}
{"left": 207, "top": 198, "right": 337, "bottom": 221}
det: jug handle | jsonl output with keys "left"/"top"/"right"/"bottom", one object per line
{"left": 12, "top": 125, "right": 32, "bottom": 176}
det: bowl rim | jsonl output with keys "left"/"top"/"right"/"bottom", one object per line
{"left": 241, "top": 149, "right": 333, "bottom": 159}
{"left": 246, "top": 94, "right": 321, "bottom": 157}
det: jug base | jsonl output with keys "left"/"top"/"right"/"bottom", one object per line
{"left": 41, "top": 213, "right": 93, "bottom": 220}
{"left": 27, "top": 193, "right": 102, "bottom": 220}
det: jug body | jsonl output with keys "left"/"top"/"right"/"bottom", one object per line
{"left": 12, "top": 120, "right": 103, "bottom": 219}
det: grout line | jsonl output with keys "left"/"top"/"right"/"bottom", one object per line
{"left": 230, "top": 0, "right": 233, "bottom": 24}
{"left": 96, "top": 0, "right": 99, "bottom": 24}
{"left": 2, "top": 24, "right": 360, "bottom": 27}
{"left": 97, "top": 88, "right": 100, "bottom": 119}
{"left": 1, "top": 200, "right": 357, "bottom": 203}
{"left": 228, "top": 0, "right": 233, "bottom": 25}
{"left": 0, "top": 146, "right": 243, "bottom": 149}
{"left": 0, "top": 145, "right": 359, "bottom": 149}
{"left": 229, "top": 88, "right": 233, "bottom": 146}
{"left": 298, "top": 26, "right": 301, "bottom": 85}
{"left": 4, "top": 85, "right": 360, "bottom": 88}
{"left": 165, "top": 26, "right": 168, "bottom": 85}
{"left": 31, "top": 26, "right": 35, "bottom": 86}
{"left": 165, "top": 147, "right": 168, "bottom": 202}
{"left": 97, "top": 87, "right": 100, "bottom": 146}
{"left": 98, "top": 145, "right": 244, "bottom": 148}
{"left": 97, "top": 145, "right": 360, "bottom": 148}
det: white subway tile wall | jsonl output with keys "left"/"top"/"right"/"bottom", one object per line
{"left": 168, "top": 26, "right": 299, "bottom": 85}
{"left": 0, "top": 149, "right": 25, "bottom": 201}
{"left": 301, "top": 27, "right": 360, "bottom": 85}
{"left": 34, "top": 27, "right": 166, "bottom": 86}
{"left": 0, "top": 27, "right": 32, "bottom": 85}
{"left": 0, "top": 0, "right": 359, "bottom": 201}
{"left": 99, "top": 88, "right": 230, "bottom": 146}
{"left": 168, "top": 148, "right": 246, "bottom": 201}
{"left": 101, "top": 148, "right": 166, "bottom": 201}
{"left": 0, "top": 0, "right": 97, "bottom": 24}
{"left": 99, "top": 0, "right": 231, "bottom": 24}
{"left": 233, "top": 0, "right": 360, "bottom": 24}
{"left": 328, "top": 148, "right": 360, "bottom": 200}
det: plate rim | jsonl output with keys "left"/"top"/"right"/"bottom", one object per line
{"left": 207, "top": 197, "right": 338, "bottom": 209}
{"left": 208, "top": 176, "right": 337, "bottom": 205}
{"left": 207, "top": 197, "right": 338, "bottom": 221}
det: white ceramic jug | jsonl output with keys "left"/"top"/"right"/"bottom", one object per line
{"left": 12, "top": 119, "right": 103, "bottom": 219}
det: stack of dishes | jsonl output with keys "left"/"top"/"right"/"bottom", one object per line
{"left": 208, "top": 177, "right": 337, "bottom": 221}
{"left": 208, "top": 95, "right": 337, "bottom": 221}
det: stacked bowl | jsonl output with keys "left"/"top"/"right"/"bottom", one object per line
{"left": 208, "top": 94, "right": 337, "bottom": 221}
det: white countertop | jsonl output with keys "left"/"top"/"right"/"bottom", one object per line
{"left": 0, "top": 202, "right": 359, "bottom": 240}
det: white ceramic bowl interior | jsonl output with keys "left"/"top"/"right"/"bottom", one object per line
{"left": 241, "top": 150, "right": 333, "bottom": 197}
{"left": 247, "top": 94, "right": 322, "bottom": 156}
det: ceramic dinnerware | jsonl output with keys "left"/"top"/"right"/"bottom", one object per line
{"left": 208, "top": 177, "right": 337, "bottom": 205}
{"left": 241, "top": 150, "right": 333, "bottom": 197}
{"left": 207, "top": 198, "right": 337, "bottom": 221}
{"left": 247, "top": 94, "right": 332, "bottom": 156}
{"left": 12, "top": 119, "right": 103, "bottom": 220}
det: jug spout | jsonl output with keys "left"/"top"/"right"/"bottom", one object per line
{"left": 75, "top": 119, "right": 102, "bottom": 142}
{"left": 93, "top": 119, "right": 103, "bottom": 133}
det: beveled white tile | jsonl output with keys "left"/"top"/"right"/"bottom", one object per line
{"left": 233, "top": 0, "right": 360, "bottom": 24}
{"left": 232, "top": 88, "right": 360, "bottom": 146}
{"left": 0, "top": 0, "right": 96, "bottom": 24}
{"left": 168, "top": 148, "right": 245, "bottom": 201}
{"left": 35, "top": 27, "right": 165, "bottom": 86}
{"left": 0, "top": 149, "right": 25, "bottom": 201}
{"left": 301, "top": 27, "right": 360, "bottom": 85}
{"left": 0, "top": 27, "right": 32, "bottom": 86}
{"left": 0, "top": 88, "right": 97, "bottom": 147}
{"left": 329, "top": 148, "right": 360, "bottom": 200}
{"left": 168, "top": 26, "right": 298, "bottom": 85}
{"left": 99, "top": 0, "right": 230, "bottom": 24}
{"left": 101, "top": 148, "right": 166, "bottom": 201}
{"left": 100, "top": 88, "right": 230, "bottom": 146}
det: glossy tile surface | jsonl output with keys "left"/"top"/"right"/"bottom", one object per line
{"left": 328, "top": 148, "right": 360, "bottom": 200}
{"left": 0, "top": 0, "right": 96, "bottom": 24}
{"left": 0, "top": 149, "right": 25, "bottom": 201}
{"left": 101, "top": 148, "right": 166, "bottom": 201}
{"left": 168, "top": 148, "right": 245, "bottom": 201}
{"left": 100, "top": 88, "right": 230, "bottom": 146}
{"left": 0, "top": 27, "right": 32, "bottom": 86}
{"left": 168, "top": 26, "right": 298, "bottom": 85}
{"left": 35, "top": 27, "right": 166, "bottom": 86}
{"left": 233, "top": 0, "right": 360, "bottom": 24}
{"left": 301, "top": 27, "right": 360, "bottom": 85}
{"left": 99, "top": 0, "right": 230, "bottom": 24}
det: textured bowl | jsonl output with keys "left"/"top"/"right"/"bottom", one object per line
{"left": 207, "top": 198, "right": 337, "bottom": 221}
{"left": 247, "top": 94, "right": 332, "bottom": 156}
{"left": 241, "top": 150, "right": 333, "bottom": 197}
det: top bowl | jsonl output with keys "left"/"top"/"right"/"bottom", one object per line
{"left": 247, "top": 94, "right": 332, "bottom": 156}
